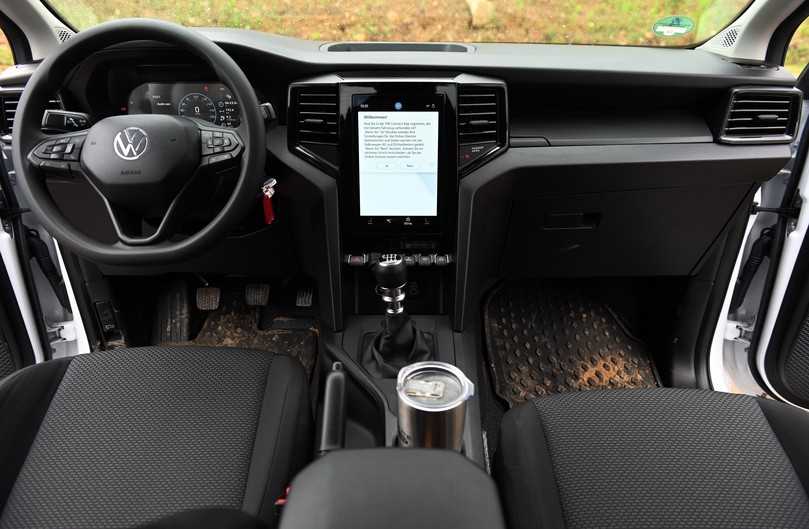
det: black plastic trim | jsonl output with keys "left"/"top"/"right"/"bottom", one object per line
{"left": 453, "top": 142, "right": 792, "bottom": 331}
{"left": 0, "top": 146, "right": 50, "bottom": 359}
{"left": 0, "top": 253, "right": 34, "bottom": 369}
{"left": 766, "top": 1, "right": 809, "bottom": 67}
{"left": 0, "top": 11, "right": 32, "bottom": 65}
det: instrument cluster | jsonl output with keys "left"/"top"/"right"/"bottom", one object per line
{"left": 127, "top": 82, "right": 241, "bottom": 127}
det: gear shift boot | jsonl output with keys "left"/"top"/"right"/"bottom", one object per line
{"left": 362, "top": 256, "right": 435, "bottom": 378}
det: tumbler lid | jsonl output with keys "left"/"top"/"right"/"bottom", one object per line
{"left": 396, "top": 361, "right": 475, "bottom": 412}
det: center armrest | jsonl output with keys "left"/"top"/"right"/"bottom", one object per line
{"left": 278, "top": 449, "right": 506, "bottom": 529}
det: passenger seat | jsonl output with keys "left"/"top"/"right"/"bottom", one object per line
{"left": 495, "top": 388, "right": 809, "bottom": 529}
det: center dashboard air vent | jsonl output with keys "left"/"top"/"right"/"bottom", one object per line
{"left": 289, "top": 84, "right": 339, "bottom": 172}
{"left": 0, "top": 89, "right": 62, "bottom": 135}
{"left": 457, "top": 85, "right": 506, "bottom": 170}
{"left": 718, "top": 87, "right": 802, "bottom": 144}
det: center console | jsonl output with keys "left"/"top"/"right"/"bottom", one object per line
{"left": 285, "top": 73, "right": 507, "bottom": 462}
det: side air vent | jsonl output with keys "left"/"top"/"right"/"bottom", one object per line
{"left": 718, "top": 87, "right": 802, "bottom": 144}
{"left": 0, "top": 92, "right": 20, "bottom": 133}
{"left": 289, "top": 84, "right": 339, "bottom": 172}
{"left": 458, "top": 85, "right": 506, "bottom": 169}
{"left": 0, "top": 90, "right": 62, "bottom": 134}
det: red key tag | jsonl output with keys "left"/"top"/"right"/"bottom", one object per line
{"left": 262, "top": 178, "right": 277, "bottom": 225}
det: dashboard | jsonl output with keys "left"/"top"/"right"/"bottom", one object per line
{"left": 12, "top": 34, "right": 795, "bottom": 317}
{"left": 127, "top": 82, "right": 241, "bottom": 127}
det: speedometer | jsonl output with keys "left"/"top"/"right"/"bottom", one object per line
{"left": 178, "top": 93, "right": 217, "bottom": 123}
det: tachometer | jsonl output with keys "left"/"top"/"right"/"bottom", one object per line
{"left": 178, "top": 93, "right": 217, "bottom": 123}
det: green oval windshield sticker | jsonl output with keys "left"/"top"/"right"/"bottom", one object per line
{"left": 652, "top": 16, "right": 695, "bottom": 37}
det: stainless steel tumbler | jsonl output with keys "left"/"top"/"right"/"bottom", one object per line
{"left": 396, "top": 361, "right": 475, "bottom": 450}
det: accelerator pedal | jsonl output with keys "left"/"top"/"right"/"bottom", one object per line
{"left": 296, "top": 286, "right": 314, "bottom": 308}
{"left": 245, "top": 283, "right": 270, "bottom": 307}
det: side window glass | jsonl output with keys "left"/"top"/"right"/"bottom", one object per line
{"left": 0, "top": 31, "right": 12, "bottom": 71}
{"left": 786, "top": 18, "right": 809, "bottom": 76}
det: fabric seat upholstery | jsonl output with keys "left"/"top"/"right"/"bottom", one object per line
{"left": 0, "top": 346, "right": 312, "bottom": 529}
{"left": 495, "top": 388, "right": 809, "bottom": 529}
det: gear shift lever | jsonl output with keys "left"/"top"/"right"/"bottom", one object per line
{"left": 374, "top": 255, "right": 408, "bottom": 315}
{"left": 362, "top": 255, "right": 434, "bottom": 378}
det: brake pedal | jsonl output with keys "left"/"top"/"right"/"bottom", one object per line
{"left": 195, "top": 286, "right": 221, "bottom": 311}
{"left": 245, "top": 283, "right": 270, "bottom": 306}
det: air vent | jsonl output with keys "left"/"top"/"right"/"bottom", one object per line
{"left": 719, "top": 87, "right": 802, "bottom": 144}
{"left": 289, "top": 85, "right": 339, "bottom": 170}
{"left": 0, "top": 92, "right": 20, "bottom": 133}
{"left": 0, "top": 91, "right": 63, "bottom": 134}
{"left": 458, "top": 85, "right": 506, "bottom": 169}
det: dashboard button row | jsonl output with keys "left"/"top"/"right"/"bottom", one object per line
{"left": 344, "top": 253, "right": 453, "bottom": 267}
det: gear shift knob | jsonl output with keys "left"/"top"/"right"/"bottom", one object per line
{"left": 373, "top": 254, "right": 408, "bottom": 289}
{"left": 373, "top": 255, "right": 407, "bottom": 314}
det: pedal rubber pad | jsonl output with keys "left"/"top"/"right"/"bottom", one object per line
{"left": 245, "top": 283, "right": 270, "bottom": 307}
{"left": 195, "top": 287, "right": 221, "bottom": 311}
{"left": 296, "top": 286, "right": 314, "bottom": 308}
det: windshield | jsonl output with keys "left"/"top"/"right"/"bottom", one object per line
{"left": 46, "top": 0, "right": 750, "bottom": 47}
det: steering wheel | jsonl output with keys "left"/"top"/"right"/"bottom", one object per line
{"left": 12, "top": 19, "right": 266, "bottom": 265}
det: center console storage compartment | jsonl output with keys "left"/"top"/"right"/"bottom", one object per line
{"left": 278, "top": 449, "right": 506, "bottom": 529}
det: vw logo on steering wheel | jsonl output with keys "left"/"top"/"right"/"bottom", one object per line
{"left": 113, "top": 127, "right": 149, "bottom": 160}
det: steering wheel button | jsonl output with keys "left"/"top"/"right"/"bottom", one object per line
{"left": 40, "top": 160, "right": 70, "bottom": 173}
{"left": 208, "top": 153, "right": 232, "bottom": 165}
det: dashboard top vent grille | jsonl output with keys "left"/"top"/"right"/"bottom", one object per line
{"left": 458, "top": 85, "right": 506, "bottom": 169}
{"left": 719, "top": 87, "right": 802, "bottom": 144}
{"left": 0, "top": 90, "right": 62, "bottom": 134}
{"left": 290, "top": 84, "right": 339, "bottom": 171}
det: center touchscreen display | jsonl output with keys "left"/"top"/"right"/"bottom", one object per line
{"left": 357, "top": 110, "right": 439, "bottom": 217}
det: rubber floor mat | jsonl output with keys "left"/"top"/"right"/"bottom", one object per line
{"left": 484, "top": 282, "right": 658, "bottom": 407}
{"left": 171, "top": 309, "right": 318, "bottom": 379}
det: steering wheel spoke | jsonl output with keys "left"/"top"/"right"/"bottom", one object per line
{"left": 103, "top": 194, "right": 186, "bottom": 246}
{"left": 27, "top": 131, "right": 88, "bottom": 177}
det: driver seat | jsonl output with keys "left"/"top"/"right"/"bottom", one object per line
{"left": 0, "top": 346, "right": 312, "bottom": 529}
